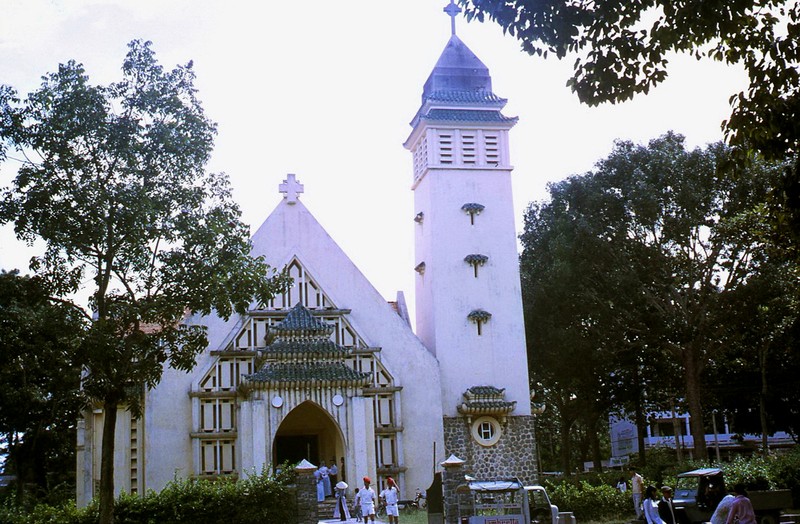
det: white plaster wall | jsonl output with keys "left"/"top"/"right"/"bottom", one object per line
{"left": 143, "top": 363, "right": 195, "bottom": 489}
{"left": 249, "top": 197, "right": 446, "bottom": 497}
{"left": 121, "top": 194, "right": 445, "bottom": 499}
{"left": 414, "top": 166, "right": 532, "bottom": 417}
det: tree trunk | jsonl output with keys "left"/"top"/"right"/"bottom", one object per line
{"left": 559, "top": 415, "right": 573, "bottom": 476}
{"left": 99, "top": 399, "right": 118, "bottom": 524}
{"left": 634, "top": 366, "right": 647, "bottom": 466}
{"left": 671, "top": 400, "right": 684, "bottom": 463}
{"left": 682, "top": 347, "right": 708, "bottom": 461}
{"left": 591, "top": 413, "right": 603, "bottom": 472}
{"left": 759, "top": 343, "right": 769, "bottom": 455}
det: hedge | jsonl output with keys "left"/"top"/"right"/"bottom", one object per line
{"left": 0, "top": 471, "right": 295, "bottom": 524}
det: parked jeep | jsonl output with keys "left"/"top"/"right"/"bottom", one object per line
{"left": 672, "top": 468, "right": 792, "bottom": 524}
{"left": 455, "top": 478, "right": 559, "bottom": 524}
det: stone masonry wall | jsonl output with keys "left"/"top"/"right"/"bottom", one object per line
{"left": 443, "top": 415, "right": 539, "bottom": 484}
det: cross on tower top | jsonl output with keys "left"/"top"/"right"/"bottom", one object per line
{"left": 278, "top": 173, "right": 304, "bottom": 205}
{"left": 444, "top": 0, "right": 462, "bottom": 36}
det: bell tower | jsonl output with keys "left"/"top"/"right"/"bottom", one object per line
{"left": 403, "top": 1, "right": 538, "bottom": 482}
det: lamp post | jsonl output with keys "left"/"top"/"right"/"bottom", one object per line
{"left": 712, "top": 410, "right": 721, "bottom": 463}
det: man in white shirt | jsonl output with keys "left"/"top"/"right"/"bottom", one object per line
{"left": 631, "top": 468, "right": 645, "bottom": 519}
{"left": 358, "top": 476, "right": 377, "bottom": 522}
{"left": 380, "top": 477, "right": 400, "bottom": 524}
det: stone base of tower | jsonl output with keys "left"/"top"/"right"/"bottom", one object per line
{"left": 443, "top": 415, "right": 539, "bottom": 484}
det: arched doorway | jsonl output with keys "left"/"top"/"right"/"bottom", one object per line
{"left": 273, "top": 401, "right": 344, "bottom": 470}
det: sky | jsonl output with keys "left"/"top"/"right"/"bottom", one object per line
{"left": 0, "top": 0, "right": 749, "bottom": 320}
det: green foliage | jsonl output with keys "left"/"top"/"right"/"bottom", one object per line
{"left": 0, "top": 270, "right": 86, "bottom": 502}
{"left": 0, "top": 472, "right": 296, "bottom": 524}
{"left": 768, "top": 448, "right": 800, "bottom": 506}
{"left": 0, "top": 40, "right": 288, "bottom": 523}
{"left": 543, "top": 479, "right": 630, "bottom": 521}
{"left": 722, "top": 455, "right": 774, "bottom": 490}
{"left": 521, "top": 132, "right": 792, "bottom": 466}
{"left": 541, "top": 451, "right": 800, "bottom": 521}
{"left": 458, "top": 0, "right": 800, "bottom": 161}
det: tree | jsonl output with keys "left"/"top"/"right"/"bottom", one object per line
{"left": 521, "top": 132, "right": 784, "bottom": 462}
{"left": 520, "top": 166, "right": 679, "bottom": 472}
{"left": 0, "top": 41, "right": 285, "bottom": 523}
{"left": 459, "top": 0, "right": 800, "bottom": 242}
{"left": 459, "top": 0, "right": 799, "bottom": 156}
{"left": 0, "top": 270, "right": 85, "bottom": 503}
{"left": 707, "top": 207, "right": 800, "bottom": 448}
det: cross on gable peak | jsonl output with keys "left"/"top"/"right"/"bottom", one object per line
{"left": 279, "top": 173, "right": 304, "bottom": 205}
{"left": 444, "top": 0, "right": 462, "bottom": 36}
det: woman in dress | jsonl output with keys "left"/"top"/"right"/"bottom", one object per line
{"left": 333, "top": 481, "right": 351, "bottom": 521}
{"left": 643, "top": 485, "right": 666, "bottom": 524}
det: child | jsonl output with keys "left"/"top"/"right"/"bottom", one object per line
{"left": 353, "top": 487, "right": 363, "bottom": 522}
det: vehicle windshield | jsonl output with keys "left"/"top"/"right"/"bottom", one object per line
{"left": 676, "top": 476, "right": 699, "bottom": 490}
{"left": 529, "top": 489, "right": 549, "bottom": 508}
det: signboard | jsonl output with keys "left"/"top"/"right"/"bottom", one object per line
{"left": 469, "top": 516, "right": 524, "bottom": 524}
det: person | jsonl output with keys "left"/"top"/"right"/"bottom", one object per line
{"left": 314, "top": 466, "right": 325, "bottom": 502}
{"left": 333, "top": 481, "right": 351, "bottom": 522}
{"left": 353, "top": 488, "right": 363, "bottom": 522}
{"left": 358, "top": 476, "right": 377, "bottom": 522}
{"left": 340, "top": 457, "right": 346, "bottom": 482}
{"left": 320, "top": 461, "right": 332, "bottom": 498}
{"left": 658, "top": 486, "right": 677, "bottom": 524}
{"left": 617, "top": 476, "right": 628, "bottom": 493}
{"left": 710, "top": 491, "right": 736, "bottom": 524}
{"left": 726, "top": 484, "right": 757, "bottom": 524}
{"left": 631, "top": 468, "right": 645, "bottom": 519}
{"left": 381, "top": 476, "right": 400, "bottom": 524}
{"left": 329, "top": 458, "right": 339, "bottom": 488}
{"left": 643, "top": 485, "right": 666, "bottom": 524}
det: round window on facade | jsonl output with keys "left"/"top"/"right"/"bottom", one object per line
{"left": 471, "top": 416, "right": 502, "bottom": 447}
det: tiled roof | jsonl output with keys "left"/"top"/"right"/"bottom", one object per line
{"left": 246, "top": 362, "right": 371, "bottom": 386}
{"left": 458, "top": 399, "right": 517, "bottom": 416}
{"left": 458, "top": 386, "right": 516, "bottom": 416}
{"left": 424, "top": 90, "right": 507, "bottom": 105}
{"left": 466, "top": 386, "right": 506, "bottom": 398}
{"left": 420, "top": 109, "right": 518, "bottom": 123}
{"left": 270, "top": 303, "right": 334, "bottom": 338}
{"left": 261, "top": 339, "right": 349, "bottom": 360}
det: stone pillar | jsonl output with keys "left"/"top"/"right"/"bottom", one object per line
{"left": 295, "top": 459, "right": 318, "bottom": 524}
{"left": 440, "top": 454, "right": 465, "bottom": 524}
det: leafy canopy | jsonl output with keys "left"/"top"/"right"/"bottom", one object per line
{"left": 460, "top": 0, "right": 800, "bottom": 160}
{"left": 520, "top": 132, "right": 790, "bottom": 464}
{"left": 0, "top": 270, "right": 85, "bottom": 498}
{"left": 0, "top": 40, "right": 286, "bottom": 522}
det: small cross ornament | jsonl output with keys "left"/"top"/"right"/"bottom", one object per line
{"left": 278, "top": 173, "right": 304, "bottom": 205}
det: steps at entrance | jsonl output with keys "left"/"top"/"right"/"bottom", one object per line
{"left": 318, "top": 497, "right": 338, "bottom": 519}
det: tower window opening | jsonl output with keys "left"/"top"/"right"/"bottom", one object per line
{"left": 484, "top": 134, "right": 499, "bottom": 166}
{"left": 462, "top": 132, "right": 476, "bottom": 165}
{"left": 439, "top": 132, "right": 453, "bottom": 164}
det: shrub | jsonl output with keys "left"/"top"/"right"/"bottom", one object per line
{"left": 544, "top": 479, "right": 630, "bottom": 521}
{"left": 0, "top": 470, "right": 295, "bottom": 524}
{"left": 768, "top": 447, "right": 800, "bottom": 507}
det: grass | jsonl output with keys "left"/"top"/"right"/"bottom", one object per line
{"left": 398, "top": 510, "right": 428, "bottom": 524}
{"left": 392, "top": 510, "right": 631, "bottom": 524}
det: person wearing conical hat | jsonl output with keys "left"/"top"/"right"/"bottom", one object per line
{"left": 333, "top": 480, "right": 351, "bottom": 522}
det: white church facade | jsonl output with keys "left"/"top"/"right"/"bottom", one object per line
{"left": 76, "top": 13, "right": 539, "bottom": 505}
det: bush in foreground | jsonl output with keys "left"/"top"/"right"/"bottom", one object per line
{"left": 0, "top": 470, "right": 295, "bottom": 524}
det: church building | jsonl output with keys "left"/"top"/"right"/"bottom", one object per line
{"left": 76, "top": 5, "right": 538, "bottom": 505}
